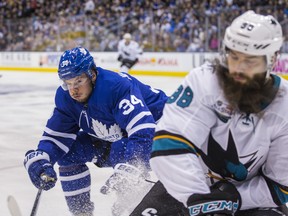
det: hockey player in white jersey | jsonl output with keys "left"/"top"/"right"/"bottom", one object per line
{"left": 117, "top": 33, "right": 143, "bottom": 73}
{"left": 131, "top": 11, "right": 288, "bottom": 216}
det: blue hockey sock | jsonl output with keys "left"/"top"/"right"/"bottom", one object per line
{"left": 59, "top": 164, "right": 94, "bottom": 215}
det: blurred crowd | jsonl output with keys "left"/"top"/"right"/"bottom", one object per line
{"left": 0, "top": 0, "right": 288, "bottom": 52}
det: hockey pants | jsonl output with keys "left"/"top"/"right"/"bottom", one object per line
{"left": 120, "top": 58, "right": 138, "bottom": 73}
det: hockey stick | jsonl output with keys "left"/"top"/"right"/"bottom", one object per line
{"left": 7, "top": 195, "right": 22, "bottom": 216}
{"left": 145, "top": 179, "right": 157, "bottom": 184}
{"left": 30, "top": 187, "right": 43, "bottom": 216}
{"left": 30, "top": 174, "right": 55, "bottom": 216}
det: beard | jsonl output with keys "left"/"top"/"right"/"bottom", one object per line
{"left": 215, "top": 61, "right": 277, "bottom": 114}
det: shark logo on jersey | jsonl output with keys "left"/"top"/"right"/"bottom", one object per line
{"left": 198, "top": 130, "right": 258, "bottom": 181}
{"left": 212, "top": 100, "right": 233, "bottom": 123}
{"left": 241, "top": 113, "right": 254, "bottom": 126}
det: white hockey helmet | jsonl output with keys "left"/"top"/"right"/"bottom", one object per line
{"left": 223, "top": 10, "right": 283, "bottom": 78}
{"left": 123, "top": 33, "right": 132, "bottom": 40}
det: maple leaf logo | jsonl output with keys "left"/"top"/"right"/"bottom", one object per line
{"left": 91, "top": 118, "right": 123, "bottom": 142}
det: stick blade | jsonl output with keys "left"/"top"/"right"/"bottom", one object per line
{"left": 7, "top": 195, "right": 22, "bottom": 216}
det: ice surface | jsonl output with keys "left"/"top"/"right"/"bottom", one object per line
{"left": 0, "top": 71, "right": 183, "bottom": 216}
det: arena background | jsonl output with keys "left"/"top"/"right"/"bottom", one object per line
{"left": 1, "top": 1, "right": 288, "bottom": 77}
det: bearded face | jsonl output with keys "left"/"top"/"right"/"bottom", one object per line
{"left": 215, "top": 60, "right": 277, "bottom": 114}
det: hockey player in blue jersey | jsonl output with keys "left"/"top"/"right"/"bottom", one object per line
{"left": 130, "top": 11, "right": 288, "bottom": 216}
{"left": 23, "top": 46, "right": 168, "bottom": 216}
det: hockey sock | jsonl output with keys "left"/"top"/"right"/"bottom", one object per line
{"left": 59, "top": 164, "right": 94, "bottom": 215}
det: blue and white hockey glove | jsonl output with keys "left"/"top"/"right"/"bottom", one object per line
{"left": 100, "top": 163, "right": 147, "bottom": 195}
{"left": 24, "top": 150, "right": 57, "bottom": 191}
{"left": 187, "top": 181, "right": 241, "bottom": 216}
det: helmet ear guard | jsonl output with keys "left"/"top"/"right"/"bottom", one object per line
{"left": 222, "top": 10, "right": 283, "bottom": 79}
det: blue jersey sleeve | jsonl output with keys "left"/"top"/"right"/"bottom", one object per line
{"left": 111, "top": 75, "right": 157, "bottom": 166}
{"left": 37, "top": 87, "right": 80, "bottom": 164}
{"left": 125, "top": 73, "right": 168, "bottom": 122}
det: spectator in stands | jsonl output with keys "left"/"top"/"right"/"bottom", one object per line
{"left": 209, "top": 32, "right": 219, "bottom": 51}
{"left": 84, "top": 0, "right": 95, "bottom": 16}
{"left": 186, "top": 37, "right": 203, "bottom": 52}
{"left": 0, "top": 0, "right": 287, "bottom": 53}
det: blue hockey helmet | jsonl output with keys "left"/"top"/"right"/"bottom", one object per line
{"left": 58, "top": 47, "right": 96, "bottom": 80}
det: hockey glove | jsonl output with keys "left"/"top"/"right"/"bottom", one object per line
{"left": 100, "top": 163, "right": 147, "bottom": 195}
{"left": 117, "top": 54, "right": 123, "bottom": 62}
{"left": 187, "top": 181, "right": 241, "bottom": 216}
{"left": 24, "top": 150, "right": 57, "bottom": 190}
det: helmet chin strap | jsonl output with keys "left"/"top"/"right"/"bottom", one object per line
{"left": 265, "top": 52, "right": 279, "bottom": 82}
{"left": 265, "top": 68, "right": 271, "bottom": 83}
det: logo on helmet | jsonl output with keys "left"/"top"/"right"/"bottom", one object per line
{"left": 226, "top": 35, "right": 249, "bottom": 49}
{"left": 253, "top": 44, "right": 271, "bottom": 50}
{"left": 79, "top": 47, "right": 87, "bottom": 55}
{"left": 270, "top": 19, "right": 277, "bottom": 26}
{"left": 61, "top": 60, "right": 70, "bottom": 67}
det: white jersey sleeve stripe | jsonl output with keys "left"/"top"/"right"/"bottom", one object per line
{"left": 128, "top": 123, "right": 156, "bottom": 137}
{"left": 44, "top": 127, "right": 77, "bottom": 140}
{"left": 126, "top": 111, "right": 152, "bottom": 131}
{"left": 40, "top": 136, "right": 70, "bottom": 153}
